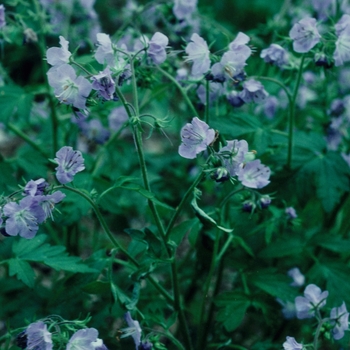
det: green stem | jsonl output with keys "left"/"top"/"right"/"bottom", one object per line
{"left": 165, "top": 171, "right": 205, "bottom": 240}
{"left": 156, "top": 66, "right": 198, "bottom": 117}
{"left": 287, "top": 55, "right": 305, "bottom": 169}
{"left": 205, "top": 79, "right": 210, "bottom": 123}
{"left": 196, "top": 229, "right": 221, "bottom": 350}
{"left": 57, "top": 185, "right": 173, "bottom": 304}
{"left": 216, "top": 234, "right": 234, "bottom": 262}
{"left": 7, "top": 123, "right": 48, "bottom": 157}
{"left": 218, "top": 187, "right": 245, "bottom": 209}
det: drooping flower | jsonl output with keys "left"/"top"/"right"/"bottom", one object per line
{"left": 239, "top": 79, "right": 268, "bottom": 104}
{"left": 148, "top": 32, "right": 168, "bottom": 65}
{"left": 330, "top": 302, "right": 349, "bottom": 340}
{"left": 260, "top": 44, "right": 289, "bottom": 67}
{"left": 217, "top": 140, "right": 248, "bottom": 177}
{"left": 91, "top": 68, "right": 116, "bottom": 101}
{"left": 185, "top": 33, "right": 210, "bottom": 76}
{"left": 288, "top": 267, "right": 305, "bottom": 287}
{"left": 295, "top": 284, "right": 328, "bottom": 319}
{"left": 285, "top": 207, "right": 297, "bottom": 219}
{"left": 37, "top": 191, "right": 66, "bottom": 220}
{"left": 66, "top": 328, "right": 104, "bottom": 350}
{"left": 121, "top": 312, "right": 142, "bottom": 349}
{"left": 23, "top": 178, "right": 48, "bottom": 197}
{"left": 178, "top": 117, "right": 215, "bottom": 159}
{"left": 3, "top": 196, "right": 46, "bottom": 239}
{"left": 228, "top": 32, "right": 252, "bottom": 60}
{"left": 226, "top": 90, "right": 245, "bottom": 108}
{"left": 0, "top": 5, "right": 6, "bottom": 29}
{"left": 54, "top": 146, "right": 85, "bottom": 184}
{"left": 46, "top": 36, "right": 71, "bottom": 67}
{"left": 237, "top": 160, "right": 271, "bottom": 189}
{"left": 95, "top": 33, "right": 115, "bottom": 66}
{"left": 334, "top": 26, "right": 350, "bottom": 67}
{"left": 289, "top": 17, "right": 321, "bottom": 53}
{"left": 25, "top": 321, "right": 53, "bottom": 350}
{"left": 282, "top": 336, "right": 303, "bottom": 350}
{"left": 173, "top": 0, "right": 197, "bottom": 20}
{"left": 47, "top": 64, "right": 92, "bottom": 109}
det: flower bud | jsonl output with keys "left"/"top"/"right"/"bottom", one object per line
{"left": 211, "top": 167, "right": 230, "bottom": 182}
{"left": 260, "top": 195, "right": 272, "bottom": 208}
{"left": 242, "top": 200, "right": 255, "bottom": 213}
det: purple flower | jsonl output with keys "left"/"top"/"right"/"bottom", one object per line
{"left": 3, "top": 196, "right": 45, "bottom": 239}
{"left": 288, "top": 267, "right": 305, "bottom": 287}
{"left": 92, "top": 68, "right": 116, "bottom": 100}
{"left": 92, "top": 338, "right": 108, "bottom": 350}
{"left": 330, "top": 302, "right": 349, "bottom": 340}
{"left": 239, "top": 79, "right": 268, "bottom": 104}
{"left": 46, "top": 36, "right": 71, "bottom": 67}
{"left": 289, "top": 17, "right": 321, "bottom": 53}
{"left": 185, "top": 33, "right": 210, "bottom": 76}
{"left": 335, "top": 14, "right": 350, "bottom": 36}
{"left": 334, "top": 26, "right": 350, "bottom": 67}
{"left": 226, "top": 90, "right": 245, "bottom": 107}
{"left": 282, "top": 336, "right": 303, "bottom": 350}
{"left": 25, "top": 321, "right": 53, "bottom": 350}
{"left": 148, "top": 32, "right": 168, "bottom": 65}
{"left": 108, "top": 106, "right": 129, "bottom": 132}
{"left": 47, "top": 64, "right": 92, "bottom": 109}
{"left": 95, "top": 33, "right": 114, "bottom": 66}
{"left": 311, "top": 0, "right": 336, "bottom": 20}
{"left": 173, "top": 0, "right": 197, "bottom": 20}
{"left": 285, "top": 207, "right": 297, "bottom": 219}
{"left": 54, "top": 146, "right": 85, "bottom": 184}
{"left": 121, "top": 312, "right": 142, "bottom": 349}
{"left": 237, "top": 160, "right": 271, "bottom": 188}
{"left": 23, "top": 178, "right": 48, "bottom": 197}
{"left": 211, "top": 50, "right": 249, "bottom": 81}
{"left": 79, "top": 119, "right": 111, "bottom": 144}
{"left": 228, "top": 32, "right": 252, "bottom": 60}
{"left": 37, "top": 191, "right": 66, "bottom": 220}
{"left": 277, "top": 299, "right": 297, "bottom": 319}
{"left": 260, "top": 44, "right": 289, "bottom": 67}
{"left": 329, "top": 99, "right": 345, "bottom": 117}
{"left": 196, "top": 82, "right": 224, "bottom": 105}
{"left": 263, "top": 96, "right": 279, "bottom": 119}
{"left": 178, "top": 117, "right": 215, "bottom": 159}
{"left": 295, "top": 284, "right": 328, "bottom": 319}
{"left": 66, "top": 328, "right": 102, "bottom": 350}
{"left": 0, "top": 4, "right": 6, "bottom": 29}
{"left": 217, "top": 140, "right": 248, "bottom": 176}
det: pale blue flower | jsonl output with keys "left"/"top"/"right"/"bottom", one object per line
{"left": 185, "top": 33, "right": 210, "bottom": 76}
{"left": 92, "top": 67, "right": 116, "bottom": 100}
{"left": 173, "top": 0, "right": 197, "bottom": 20}
{"left": 260, "top": 44, "right": 289, "bottom": 67}
{"left": 37, "top": 191, "right": 66, "bottom": 220}
{"left": 289, "top": 17, "right": 321, "bottom": 53}
{"left": 239, "top": 79, "right": 268, "bottom": 104}
{"left": 237, "top": 159, "right": 271, "bottom": 189}
{"left": 95, "top": 33, "right": 115, "bottom": 66}
{"left": 283, "top": 336, "right": 303, "bottom": 350}
{"left": 0, "top": 4, "right": 6, "bottom": 29}
{"left": 178, "top": 117, "right": 215, "bottom": 159}
{"left": 121, "top": 312, "right": 142, "bottom": 349}
{"left": 331, "top": 302, "right": 349, "bottom": 340}
{"left": 54, "top": 146, "right": 85, "bottom": 184}
{"left": 335, "top": 14, "right": 350, "bottom": 36}
{"left": 196, "top": 82, "right": 224, "bottom": 105}
{"left": 25, "top": 321, "right": 53, "bottom": 350}
{"left": 47, "top": 64, "right": 92, "bottom": 109}
{"left": 288, "top": 267, "right": 305, "bottom": 287}
{"left": 148, "top": 32, "right": 168, "bottom": 65}
{"left": 3, "top": 196, "right": 46, "bottom": 239}
{"left": 66, "top": 328, "right": 102, "bottom": 350}
{"left": 46, "top": 36, "right": 71, "bottom": 67}
{"left": 334, "top": 26, "right": 350, "bottom": 66}
{"left": 285, "top": 207, "right": 297, "bottom": 219}
{"left": 295, "top": 284, "right": 328, "bottom": 319}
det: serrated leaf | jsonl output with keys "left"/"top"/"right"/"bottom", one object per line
{"left": 215, "top": 292, "right": 250, "bottom": 332}
{"left": 8, "top": 258, "right": 35, "bottom": 288}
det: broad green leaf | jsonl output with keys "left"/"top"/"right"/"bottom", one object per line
{"left": 313, "top": 234, "right": 350, "bottom": 253}
{"left": 215, "top": 292, "right": 250, "bottom": 332}
{"left": 258, "top": 237, "right": 304, "bottom": 258}
{"left": 44, "top": 256, "right": 97, "bottom": 273}
{"left": 250, "top": 269, "right": 297, "bottom": 300}
{"left": 169, "top": 218, "right": 200, "bottom": 245}
{"left": 0, "top": 85, "right": 33, "bottom": 123}
{"left": 8, "top": 258, "right": 35, "bottom": 288}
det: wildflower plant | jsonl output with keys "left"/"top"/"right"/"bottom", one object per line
{"left": 0, "top": 0, "right": 350, "bottom": 349}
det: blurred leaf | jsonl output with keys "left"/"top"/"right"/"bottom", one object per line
{"left": 169, "top": 218, "right": 200, "bottom": 245}
{"left": 312, "top": 234, "right": 350, "bottom": 253}
{"left": 258, "top": 237, "right": 304, "bottom": 258}
{"left": 8, "top": 258, "right": 35, "bottom": 288}
{"left": 215, "top": 292, "right": 250, "bottom": 332}
{"left": 82, "top": 281, "right": 110, "bottom": 294}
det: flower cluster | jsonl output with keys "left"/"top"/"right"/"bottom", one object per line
{"left": 178, "top": 117, "right": 271, "bottom": 189}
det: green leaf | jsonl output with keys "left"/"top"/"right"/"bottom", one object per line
{"left": 215, "top": 292, "right": 250, "bottom": 332}
{"left": 13, "top": 234, "right": 97, "bottom": 273}
{"left": 313, "top": 234, "right": 350, "bottom": 253}
{"left": 169, "top": 218, "right": 200, "bottom": 245}
{"left": 82, "top": 281, "right": 110, "bottom": 294}
{"left": 0, "top": 85, "right": 33, "bottom": 123}
{"left": 8, "top": 258, "right": 35, "bottom": 288}
{"left": 250, "top": 269, "right": 297, "bottom": 300}
{"left": 191, "top": 195, "right": 233, "bottom": 233}
{"left": 258, "top": 237, "right": 304, "bottom": 258}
